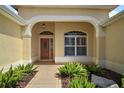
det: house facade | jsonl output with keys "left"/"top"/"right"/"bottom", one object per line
{"left": 0, "top": 5, "right": 124, "bottom": 74}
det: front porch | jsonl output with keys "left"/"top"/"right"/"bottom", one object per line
{"left": 23, "top": 21, "right": 105, "bottom": 66}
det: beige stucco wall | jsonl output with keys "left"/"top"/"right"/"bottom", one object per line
{"left": 0, "top": 14, "right": 23, "bottom": 67}
{"left": 105, "top": 17, "right": 124, "bottom": 73}
{"left": 18, "top": 7, "right": 110, "bottom": 22}
{"left": 55, "top": 22, "right": 95, "bottom": 57}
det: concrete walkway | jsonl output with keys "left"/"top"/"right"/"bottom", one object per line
{"left": 26, "top": 63, "right": 62, "bottom": 88}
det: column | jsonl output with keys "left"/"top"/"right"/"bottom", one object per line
{"left": 96, "top": 25, "right": 105, "bottom": 67}
{"left": 22, "top": 25, "right": 32, "bottom": 63}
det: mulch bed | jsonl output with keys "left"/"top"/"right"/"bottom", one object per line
{"left": 61, "top": 77, "right": 70, "bottom": 88}
{"left": 61, "top": 68, "right": 122, "bottom": 88}
{"left": 16, "top": 71, "right": 37, "bottom": 88}
{"left": 101, "top": 68, "right": 122, "bottom": 87}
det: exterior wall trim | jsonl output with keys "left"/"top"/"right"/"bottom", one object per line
{"left": 27, "top": 15, "right": 100, "bottom": 25}
{"left": 104, "top": 60, "right": 124, "bottom": 74}
{"left": 24, "top": 15, "right": 105, "bottom": 38}
{"left": 0, "top": 6, "right": 25, "bottom": 26}
{"left": 55, "top": 56, "right": 94, "bottom": 64}
{"left": 26, "top": 16, "right": 100, "bottom": 33}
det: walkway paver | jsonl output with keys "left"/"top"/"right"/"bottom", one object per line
{"left": 26, "top": 63, "right": 62, "bottom": 88}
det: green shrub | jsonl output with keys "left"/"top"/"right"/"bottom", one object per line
{"left": 121, "top": 74, "right": 124, "bottom": 88}
{"left": 24, "top": 63, "right": 38, "bottom": 73}
{"left": 13, "top": 64, "right": 37, "bottom": 81}
{"left": 85, "top": 65, "right": 104, "bottom": 75}
{"left": 0, "top": 63, "right": 37, "bottom": 88}
{"left": 14, "top": 64, "right": 37, "bottom": 74}
{"left": 14, "top": 64, "right": 25, "bottom": 72}
{"left": 69, "top": 76, "right": 96, "bottom": 88}
{"left": 14, "top": 64, "right": 27, "bottom": 80}
{"left": 58, "top": 62, "right": 87, "bottom": 78}
{"left": 0, "top": 66, "right": 19, "bottom": 88}
{"left": 0, "top": 68, "right": 3, "bottom": 77}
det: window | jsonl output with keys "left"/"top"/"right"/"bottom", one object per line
{"left": 64, "top": 31, "right": 87, "bottom": 56}
{"left": 40, "top": 31, "right": 53, "bottom": 35}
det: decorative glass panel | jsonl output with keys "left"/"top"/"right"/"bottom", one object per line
{"left": 82, "top": 37, "right": 86, "bottom": 45}
{"left": 77, "top": 47, "right": 87, "bottom": 56}
{"left": 77, "top": 37, "right": 86, "bottom": 45}
{"left": 40, "top": 31, "right": 53, "bottom": 35}
{"left": 64, "top": 31, "right": 86, "bottom": 35}
{"left": 65, "top": 47, "right": 75, "bottom": 56}
{"left": 65, "top": 37, "right": 75, "bottom": 45}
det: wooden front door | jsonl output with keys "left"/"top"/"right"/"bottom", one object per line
{"left": 40, "top": 38, "right": 53, "bottom": 60}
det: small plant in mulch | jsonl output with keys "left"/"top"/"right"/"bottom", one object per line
{"left": 85, "top": 65, "right": 105, "bottom": 76}
{"left": 57, "top": 62, "right": 89, "bottom": 88}
{"left": 0, "top": 63, "right": 38, "bottom": 88}
{"left": 58, "top": 62, "right": 122, "bottom": 88}
{"left": 0, "top": 66, "right": 19, "bottom": 88}
{"left": 58, "top": 62, "right": 124, "bottom": 88}
{"left": 58, "top": 62, "right": 87, "bottom": 78}
{"left": 69, "top": 76, "right": 96, "bottom": 88}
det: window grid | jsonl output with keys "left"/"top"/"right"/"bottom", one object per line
{"left": 64, "top": 35, "right": 87, "bottom": 56}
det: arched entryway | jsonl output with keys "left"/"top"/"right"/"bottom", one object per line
{"left": 22, "top": 15, "right": 105, "bottom": 66}
{"left": 31, "top": 22, "right": 55, "bottom": 62}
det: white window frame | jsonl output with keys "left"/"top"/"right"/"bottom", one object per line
{"left": 64, "top": 35, "right": 88, "bottom": 56}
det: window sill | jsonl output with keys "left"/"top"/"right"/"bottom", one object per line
{"left": 64, "top": 55, "right": 87, "bottom": 57}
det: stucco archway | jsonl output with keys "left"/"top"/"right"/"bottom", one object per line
{"left": 23, "top": 15, "right": 105, "bottom": 66}
{"left": 24, "top": 15, "right": 103, "bottom": 37}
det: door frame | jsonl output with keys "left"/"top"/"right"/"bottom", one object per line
{"left": 39, "top": 35, "right": 54, "bottom": 61}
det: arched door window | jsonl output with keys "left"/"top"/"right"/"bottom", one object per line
{"left": 64, "top": 31, "right": 87, "bottom": 56}
{"left": 40, "top": 31, "right": 53, "bottom": 35}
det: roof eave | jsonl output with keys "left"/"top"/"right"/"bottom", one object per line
{"left": 102, "top": 10, "right": 124, "bottom": 27}
{"left": 0, "top": 6, "right": 25, "bottom": 26}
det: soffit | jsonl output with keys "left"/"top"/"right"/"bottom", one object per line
{"left": 16, "top": 5, "right": 117, "bottom": 10}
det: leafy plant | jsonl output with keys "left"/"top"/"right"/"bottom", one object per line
{"left": 69, "top": 76, "right": 96, "bottom": 88}
{"left": 85, "top": 65, "right": 104, "bottom": 75}
{"left": 58, "top": 62, "right": 87, "bottom": 78}
{"left": 0, "top": 68, "right": 5, "bottom": 88}
{"left": 121, "top": 74, "right": 124, "bottom": 88}
{"left": 24, "top": 63, "right": 38, "bottom": 73}
{"left": 14, "top": 64, "right": 25, "bottom": 72}
{"left": 0, "top": 68, "right": 3, "bottom": 78}
{"left": 13, "top": 64, "right": 25, "bottom": 80}
{"left": 14, "top": 64, "right": 37, "bottom": 74}
{"left": 0, "top": 63, "right": 37, "bottom": 88}
{"left": 0, "top": 65, "right": 19, "bottom": 88}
